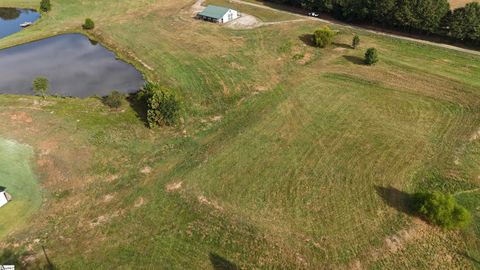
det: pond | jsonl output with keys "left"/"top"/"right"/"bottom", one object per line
{"left": 0, "top": 34, "right": 145, "bottom": 97}
{"left": 0, "top": 8, "right": 40, "bottom": 39}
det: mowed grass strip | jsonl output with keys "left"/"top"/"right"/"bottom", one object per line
{"left": 0, "top": 138, "right": 41, "bottom": 239}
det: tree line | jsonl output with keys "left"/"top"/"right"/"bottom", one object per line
{"left": 268, "top": 0, "right": 480, "bottom": 45}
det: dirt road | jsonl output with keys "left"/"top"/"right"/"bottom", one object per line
{"left": 230, "top": 0, "right": 480, "bottom": 56}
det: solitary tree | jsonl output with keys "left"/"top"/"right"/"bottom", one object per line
{"left": 411, "top": 191, "right": 471, "bottom": 229}
{"left": 313, "top": 26, "right": 336, "bottom": 48}
{"left": 364, "top": 48, "right": 379, "bottom": 65}
{"left": 352, "top": 34, "right": 360, "bottom": 49}
{"left": 33, "top": 77, "right": 49, "bottom": 99}
{"left": 40, "top": 0, "right": 51, "bottom": 12}
{"left": 139, "top": 82, "right": 181, "bottom": 128}
{"left": 83, "top": 18, "right": 95, "bottom": 30}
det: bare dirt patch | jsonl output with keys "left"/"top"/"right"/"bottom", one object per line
{"left": 197, "top": 195, "right": 223, "bottom": 210}
{"left": 297, "top": 52, "right": 313, "bottom": 65}
{"left": 103, "top": 194, "right": 115, "bottom": 203}
{"left": 450, "top": 0, "right": 478, "bottom": 9}
{"left": 165, "top": 181, "right": 183, "bottom": 192}
{"left": 38, "top": 140, "right": 59, "bottom": 156}
{"left": 88, "top": 210, "right": 123, "bottom": 228}
{"left": 226, "top": 14, "right": 263, "bottom": 29}
{"left": 134, "top": 197, "right": 146, "bottom": 208}
{"left": 470, "top": 127, "right": 480, "bottom": 141}
{"left": 140, "top": 166, "right": 152, "bottom": 174}
{"left": 10, "top": 112, "right": 32, "bottom": 124}
{"left": 191, "top": 0, "right": 206, "bottom": 15}
{"left": 370, "top": 219, "right": 429, "bottom": 261}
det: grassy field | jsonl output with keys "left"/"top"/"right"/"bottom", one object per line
{"left": 0, "top": 138, "right": 41, "bottom": 239}
{"left": 0, "top": 0, "right": 479, "bottom": 269}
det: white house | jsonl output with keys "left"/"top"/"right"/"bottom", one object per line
{"left": 0, "top": 187, "right": 10, "bottom": 208}
{"left": 198, "top": 5, "right": 239, "bottom": 24}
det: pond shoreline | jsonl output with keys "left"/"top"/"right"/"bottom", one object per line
{"left": 0, "top": 5, "right": 151, "bottom": 97}
{"left": 0, "top": 33, "right": 145, "bottom": 97}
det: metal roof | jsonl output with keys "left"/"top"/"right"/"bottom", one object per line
{"left": 198, "top": 5, "right": 231, "bottom": 20}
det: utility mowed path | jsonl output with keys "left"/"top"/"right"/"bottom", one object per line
{"left": 0, "top": 0, "right": 479, "bottom": 269}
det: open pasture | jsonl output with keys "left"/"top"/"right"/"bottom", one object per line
{"left": 0, "top": 0, "right": 479, "bottom": 269}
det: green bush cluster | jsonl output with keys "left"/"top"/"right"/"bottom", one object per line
{"left": 103, "top": 90, "right": 124, "bottom": 109}
{"left": 83, "top": 18, "right": 95, "bottom": 30}
{"left": 40, "top": 0, "right": 51, "bottom": 12}
{"left": 364, "top": 48, "right": 378, "bottom": 65}
{"left": 352, "top": 35, "right": 360, "bottom": 49}
{"left": 411, "top": 191, "right": 471, "bottom": 229}
{"left": 313, "top": 26, "right": 336, "bottom": 48}
{"left": 139, "top": 82, "right": 181, "bottom": 128}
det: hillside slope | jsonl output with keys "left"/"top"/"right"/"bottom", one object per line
{"left": 0, "top": 0, "right": 479, "bottom": 269}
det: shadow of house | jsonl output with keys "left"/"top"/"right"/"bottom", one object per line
{"left": 375, "top": 186, "right": 414, "bottom": 215}
{"left": 343, "top": 55, "right": 365, "bottom": 65}
{"left": 209, "top": 253, "right": 241, "bottom": 270}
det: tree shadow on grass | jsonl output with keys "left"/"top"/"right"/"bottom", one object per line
{"left": 343, "top": 55, "right": 365, "bottom": 65}
{"left": 299, "top": 34, "right": 316, "bottom": 47}
{"left": 375, "top": 186, "right": 415, "bottom": 215}
{"left": 0, "top": 249, "right": 22, "bottom": 266}
{"left": 333, "top": 42, "right": 352, "bottom": 49}
{"left": 127, "top": 93, "right": 149, "bottom": 127}
{"left": 209, "top": 253, "right": 241, "bottom": 270}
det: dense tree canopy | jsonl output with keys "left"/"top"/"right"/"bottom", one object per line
{"left": 448, "top": 2, "right": 480, "bottom": 43}
{"left": 267, "top": 0, "right": 480, "bottom": 44}
{"left": 40, "top": 0, "right": 51, "bottom": 12}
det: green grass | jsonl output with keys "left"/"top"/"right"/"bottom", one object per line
{"left": 0, "top": 138, "right": 41, "bottom": 239}
{"left": 0, "top": 0, "right": 479, "bottom": 269}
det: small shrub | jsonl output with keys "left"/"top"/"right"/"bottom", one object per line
{"left": 103, "top": 90, "right": 124, "bottom": 109}
{"left": 411, "top": 191, "right": 471, "bottom": 229}
{"left": 352, "top": 35, "right": 360, "bottom": 49}
{"left": 313, "top": 26, "right": 336, "bottom": 48}
{"left": 32, "top": 77, "right": 49, "bottom": 99}
{"left": 292, "top": 53, "right": 304, "bottom": 60}
{"left": 83, "top": 18, "right": 95, "bottom": 30}
{"left": 40, "top": 0, "right": 51, "bottom": 12}
{"left": 364, "top": 47, "right": 379, "bottom": 65}
{"left": 140, "top": 82, "right": 181, "bottom": 128}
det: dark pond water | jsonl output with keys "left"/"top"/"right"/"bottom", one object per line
{"left": 0, "top": 34, "right": 145, "bottom": 97}
{"left": 0, "top": 8, "right": 40, "bottom": 39}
